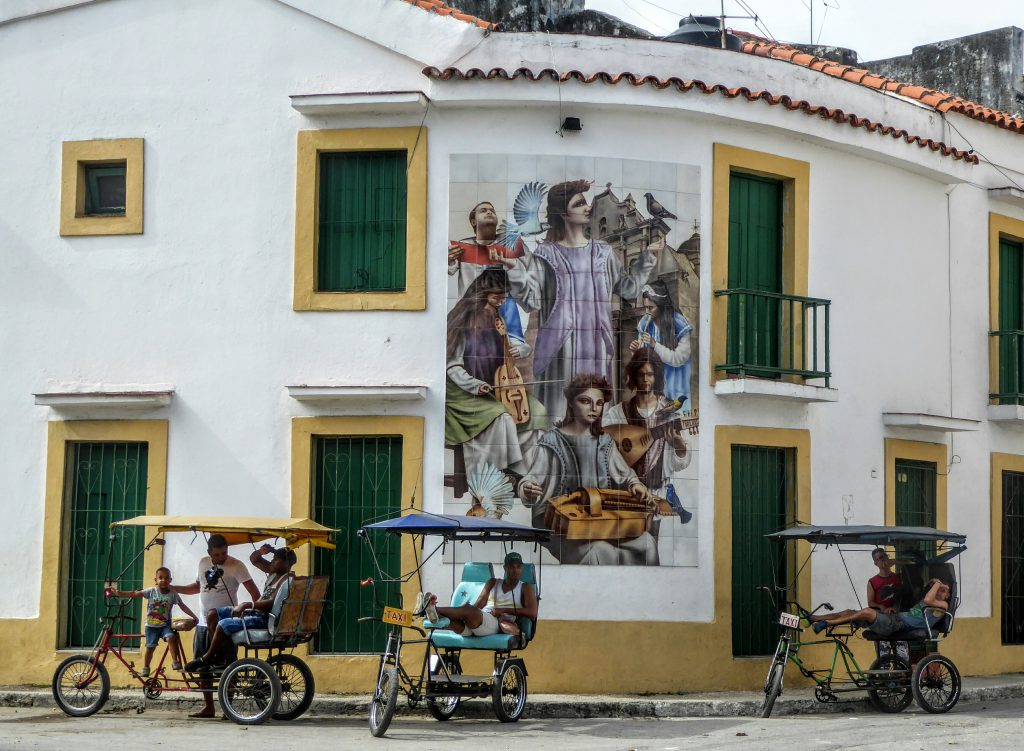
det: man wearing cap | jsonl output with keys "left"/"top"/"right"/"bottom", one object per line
{"left": 171, "top": 533, "right": 260, "bottom": 719}
{"left": 418, "top": 551, "right": 537, "bottom": 637}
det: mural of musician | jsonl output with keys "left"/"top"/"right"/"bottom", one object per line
{"left": 445, "top": 269, "right": 546, "bottom": 479}
{"left": 445, "top": 154, "right": 700, "bottom": 567}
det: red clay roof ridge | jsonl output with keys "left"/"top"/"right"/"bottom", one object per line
{"left": 740, "top": 39, "right": 1024, "bottom": 136}
{"left": 423, "top": 66, "right": 978, "bottom": 164}
{"left": 399, "top": 0, "right": 496, "bottom": 30}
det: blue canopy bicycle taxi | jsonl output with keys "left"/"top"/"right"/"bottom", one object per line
{"left": 358, "top": 513, "right": 549, "bottom": 737}
{"left": 50, "top": 515, "right": 335, "bottom": 725}
{"left": 759, "top": 524, "right": 965, "bottom": 717}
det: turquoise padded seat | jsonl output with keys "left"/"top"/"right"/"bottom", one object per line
{"left": 427, "top": 562, "right": 537, "bottom": 651}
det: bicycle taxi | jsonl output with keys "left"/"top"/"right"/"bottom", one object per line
{"left": 759, "top": 524, "right": 965, "bottom": 718}
{"left": 358, "top": 512, "right": 549, "bottom": 737}
{"left": 51, "top": 515, "right": 335, "bottom": 725}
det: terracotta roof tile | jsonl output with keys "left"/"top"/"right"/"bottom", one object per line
{"left": 422, "top": 66, "right": 978, "bottom": 164}
{"left": 740, "top": 40, "right": 1024, "bottom": 136}
{"left": 399, "top": 0, "right": 495, "bottom": 30}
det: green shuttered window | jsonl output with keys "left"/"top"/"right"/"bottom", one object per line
{"left": 997, "top": 237, "right": 1024, "bottom": 404}
{"left": 313, "top": 436, "right": 402, "bottom": 653}
{"left": 732, "top": 445, "right": 793, "bottom": 657}
{"left": 726, "top": 173, "right": 783, "bottom": 376}
{"left": 64, "top": 442, "right": 148, "bottom": 648}
{"left": 317, "top": 151, "right": 407, "bottom": 293}
{"left": 894, "top": 458, "right": 937, "bottom": 559}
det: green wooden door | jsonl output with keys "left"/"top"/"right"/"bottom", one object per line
{"left": 732, "top": 445, "right": 793, "bottom": 657}
{"left": 727, "top": 173, "right": 783, "bottom": 376}
{"left": 317, "top": 150, "right": 407, "bottom": 293}
{"left": 313, "top": 436, "right": 403, "bottom": 653}
{"left": 64, "top": 442, "right": 148, "bottom": 648}
{"left": 999, "top": 237, "right": 1024, "bottom": 404}
{"left": 894, "top": 458, "right": 937, "bottom": 560}
{"left": 1002, "top": 470, "right": 1024, "bottom": 644}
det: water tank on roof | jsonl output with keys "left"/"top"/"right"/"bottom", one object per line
{"left": 662, "top": 15, "right": 742, "bottom": 51}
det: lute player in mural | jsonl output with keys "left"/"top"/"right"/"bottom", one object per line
{"left": 495, "top": 179, "right": 660, "bottom": 419}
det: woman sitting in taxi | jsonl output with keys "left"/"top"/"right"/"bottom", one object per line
{"left": 809, "top": 578, "right": 951, "bottom": 635}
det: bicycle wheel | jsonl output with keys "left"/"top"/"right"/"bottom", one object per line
{"left": 52, "top": 655, "right": 109, "bottom": 718}
{"left": 268, "top": 654, "right": 315, "bottom": 721}
{"left": 760, "top": 660, "right": 784, "bottom": 718}
{"left": 867, "top": 656, "right": 912, "bottom": 713}
{"left": 218, "top": 658, "right": 282, "bottom": 725}
{"left": 369, "top": 664, "right": 400, "bottom": 737}
{"left": 427, "top": 656, "right": 461, "bottom": 721}
{"left": 492, "top": 661, "right": 527, "bottom": 722}
{"left": 912, "top": 654, "right": 961, "bottom": 714}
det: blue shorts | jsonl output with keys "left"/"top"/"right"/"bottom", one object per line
{"left": 145, "top": 625, "right": 174, "bottom": 648}
{"left": 217, "top": 613, "right": 267, "bottom": 636}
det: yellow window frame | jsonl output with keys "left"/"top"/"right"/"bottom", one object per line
{"left": 883, "top": 438, "right": 948, "bottom": 530}
{"left": 293, "top": 128, "right": 427, "bottom": 311}
{"left": 60, "top": 138, "right": 144, "bottom": 236}
{"left": 711, "top": 144, "right": 810, "bottom": 384}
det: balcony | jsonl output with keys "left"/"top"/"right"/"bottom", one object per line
{"left": 714, "top": 288, "right": 835, "bottom": 402}
{"left": 989, "top": 330, "right": 1024, "bottom": 423}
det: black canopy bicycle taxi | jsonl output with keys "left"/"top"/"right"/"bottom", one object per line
{"left": 759, "top": 524, "right": 965, "bottom": 717}
{"left": 358, "top": 512, "right": 549, "bottom": 737}
{"left": 51, "top": 515, "right": 335, "bottom": 725}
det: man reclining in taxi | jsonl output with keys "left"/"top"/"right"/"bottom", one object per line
{"left": 809, "top": 578, "right": 951, "bottom": 636}
{"left": 417, "top": 551, "right": 537, "bottom": 637}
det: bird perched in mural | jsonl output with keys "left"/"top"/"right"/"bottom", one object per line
{"left": 644, "top": 192, "right": 677, "bottom": 221}
{"left": 497, "top": 181, "right": 548, "bottom": 249}
{"left": 466, "top": 462, "right": 515, "bottom": 519}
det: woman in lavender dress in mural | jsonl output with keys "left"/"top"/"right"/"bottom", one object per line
{"left": 500, "top": 180, "right": 659, "bottom": 419}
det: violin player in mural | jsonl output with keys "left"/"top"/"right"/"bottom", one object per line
{"left": 517, "top": 373, "right": 659, "bottom": 565}
{"left": 632, "top": 279, "right": 694, "bottom": 408}
{"left": 496, "top": 179, "right": 659, "bottom": 420}
{"left": 445, "top": 268, "right": 546, "bottom": 480}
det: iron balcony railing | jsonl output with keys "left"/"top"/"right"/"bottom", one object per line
{"left": 715, "top": 288, "right": 831, "bottom": 386}
{"left": 990, "top": 329, "right": 1024, "bottom": 405}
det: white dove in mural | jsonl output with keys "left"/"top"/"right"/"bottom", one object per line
{"left": 497, "top": 181, "right": 548, "bottom": 250}
{"left": 466, "top": 462, "right": 515, "bottom": 519}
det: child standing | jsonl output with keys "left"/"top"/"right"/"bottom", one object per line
{"left": 113, "top": 566, "right": 198, "bottom": 675}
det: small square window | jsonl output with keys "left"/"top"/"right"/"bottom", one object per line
{"left": 84, "top": 164, "right": 127, "bottom": 216}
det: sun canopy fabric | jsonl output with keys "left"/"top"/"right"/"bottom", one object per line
{"left": 766, "top": 524, "right": 966, "bottom": 546}
{"left": 112, "top": 515, "right": 337, "bottom": 549}
{"left": 361, "top": 513, "right": 550, "bottom": 542}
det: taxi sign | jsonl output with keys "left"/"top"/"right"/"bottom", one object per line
{"left": 383, "top": 606, "right": 413, "bottom": 628}
{"left": 778, "top": 612, "right": 801, "bottom": 630}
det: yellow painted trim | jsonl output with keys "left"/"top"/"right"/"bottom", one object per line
{"left": 60, "top": 139, "right": 144, "bottom": 236}
{"left": 711, "top": 144, "right": 810, "bottom": 384}
{"left": 288, "top": 416, "right": 423, "bottom": 689}
{"left": 293, "top": 128, "right": 427, "bottom": 312}
{"left": 715, "top": 426, "right": 812, "bottom": 660}
{"left": 988, "top": 213, "right": 1024, "bottom": 401}
{"left": 883, "top": 438, "right": 948, "bottom": 530}
{"left": 35, "top": 421, "right": 168, "bottom": 654}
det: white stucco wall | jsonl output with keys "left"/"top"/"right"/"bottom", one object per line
{"left": 3, "top": 0, "right": 1024, "bottom": 631}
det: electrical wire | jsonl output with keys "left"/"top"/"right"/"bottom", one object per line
{"left": 621, "top": 0, "right": 670, "bottom": 33}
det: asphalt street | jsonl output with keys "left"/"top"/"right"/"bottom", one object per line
{"left": 1, "top": 697, "right": 1022, "bottom": 750}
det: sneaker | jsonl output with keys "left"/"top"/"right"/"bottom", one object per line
{"left": 171, "top": 661, "right": 182, "bottom": 671}
{"left": 424, "top": 594, "right": 439, "bottom": 623}
{"left": 185, "top": 657, "right": 209, "bottom": 673}
{"left": 140, "top": 666, "right": 150, "bottom": 677}
{"left": 812, "top": 620, "right": 828, "bottom": 634}
{"left": 413, "top": 592, "right": 426, "bottom": 617}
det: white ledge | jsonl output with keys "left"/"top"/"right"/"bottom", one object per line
{"left": 34, "top": 389, "right": 173, "bottom": 411}
{"left": 988, "top": 404, "right": 1024, "bottom": 425}
{"left": 287, "top": 385, "right": 427, "bottom": 403}
{"left": 882, "top": 412, "right": 980, "bottom": 433}
{"left": 989, "top": 187, "right": 1024, "bottom": 209}
{"left": 290, "top": 91, "right": 429, "bottom": 116}
{"left": 714, "top": 378, "right": 837, "bottom": 403}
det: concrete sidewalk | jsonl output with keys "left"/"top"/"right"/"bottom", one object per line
{"left": 8, "top": 672, "right": 1024, "bottom": 718}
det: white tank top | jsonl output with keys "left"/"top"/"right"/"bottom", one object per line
{"left": 489, "top": 579, "right": 523, "bottom": 611}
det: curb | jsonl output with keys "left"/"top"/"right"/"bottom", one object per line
{"left": 7, "top": 675, "right": 1024, "bottom": 719}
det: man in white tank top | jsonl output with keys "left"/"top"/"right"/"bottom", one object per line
{"left": 421, "top": 551, "right": 538, "bottom": 637}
